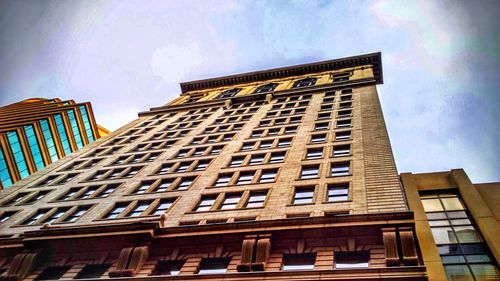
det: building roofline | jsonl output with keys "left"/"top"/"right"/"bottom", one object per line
{"left": 180, "top": 52, "right": 383, "bottom": 93}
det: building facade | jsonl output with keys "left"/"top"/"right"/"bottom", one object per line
{"left": 0, "top": 53, "right": 428, "bottom": 280}
{"left": 401, "top": 169, "right": 500, "bottom": 280}
{"left": 0, "top": 98, "right": 108, "bottom": 189}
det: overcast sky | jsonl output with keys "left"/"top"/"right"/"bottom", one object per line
{"left": 0, "top": 0, "right": 499, "bottom": 183}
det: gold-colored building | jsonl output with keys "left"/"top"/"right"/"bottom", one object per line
{"left": 0, "top": 53, "right": 427, "bottom": 280}
{"left": 0, "top": 98, "right": 108, "bottom": 189}
{"left": 401, "top": 169, "right": 500, "bottom": 280}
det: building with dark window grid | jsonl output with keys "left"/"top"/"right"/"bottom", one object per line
{"left": 0, "top": 53, "right": 431, "bottom": 280}
{"left": 0, "top": 98, "right": 108, "bottom": 190}
{"left": 401, "top": 169, "right": 499, "bottom": 280}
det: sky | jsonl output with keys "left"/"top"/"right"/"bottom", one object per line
{"left": 0, "top": 0, "right": 499, "bottom": 183}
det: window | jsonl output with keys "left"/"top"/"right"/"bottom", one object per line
{"left": 215, "top": 174, "right": 232, "bottom": 187}
{"left": 301, "top": 165, "right": 319, "bottom": 179}
{"left": 249, "top": 154, "right": 265, "bottom": 165}
{"left": 152, "top": 260, "right": 185, "bottom": 276}
{"left": 311, "top": 134, "right": 326, "bottom": 144}
{"left": 229, "top": 157, "right": 245, "bottom": 167}
{"left": 24, "top": 125, "right": 45, "bottom": 170}
{"left": 259, "top": 141, "right": 273, "bottom": 149}
{"left": 44, "top": 209, "right": 68, "bottom": 224}
{"left": 197, "top": 258, "right": 231, "bottom": 274}
{"left": 327, "top": 184, "right": 349, "bottom": 202}
{"left": 306, "top": 148, "right": 323, "bottom": 160}
{"left": 333, "top": 145, "right": 350, "bottom": 157}
{"left": 195, "top": 196, "right": 217, "bottom": 212}
{"left": 254, "top": 83, "right": 278, "bottom": 93}
{"left": 420, "top": 192, "right": 499, "bottom": 280}
{"left": 278, "top": 138, "right": 292, "bottom": 147}
{"left": 105, "top": 204, "right": 127, "bottom": 219}
{"left": 68, "top": 109, "right": 84, "bottom": 149}
{"left": 282, "top": 253, "right": 316, "bottom": 270}
{"left": 40, "top": 119, "right": 59, "bottom": 162}
{"left": 331, "top": 162, "right": 350, "bottom": 176}
{"left": 269, "top": 152, "right": 286, "bottom": 163}
{"left": 36, "top": 266, "right": 70, "bottom": 280}
{"left": 259, "top": 169, "right": 277, "bottom": 183}
{"left": 23, "top": 209, "right": 48, "bottom": 225}
{"left": 335, "top": 251, "right": 369, "bottom": 269}
{"left": 97, "top": 184, "right": 117, "bottom": 198}
{"left": 152, "top": 200, "right": 173, "bottom": 215}
{"left": 220, "top": 194, "right": 242, "bottom": 210}
{"left": 293, "top": 188, "right": 315, "bottom": 204}
{"left": 241, "top": 142, "right": 254, "bottom": 151}
{"left": 335, "top": 131, "right": 351, "bottom": 141}
{"left": 54, "top": 114, "right": 72, "bottom": 155}
{"left": 176, "top": 177, "right": 195, "bottom": 190}
{"left": 315, "top": 122, "right": 329, "bottom": 131}
{"left": 155, "top": 179, "right": 173, "bottom": 192}
{"left": 134, "top": 182, "right": 152, "bottom": 194}
{"left": 176, "top": 162, "right": 190, "bottom": 172}
{"left": 156, "top": 164, "right": 171, "bottom": 175}
{"left": 0, "top": 212, "right": 15, "bottom": 224}
{"left": 293, "top": 77, "right": 317, "bottom": 88}
{"left": 24, "top": 191, "right": 50, "bottom": 204}
{"left": 217, "top": 88, "right": 241, "bottom": 99}
{"left": 194, "top": 160, "right": 210, "bottom": 171}
{"left": 246, "top": 192, "right": 267, "bottom": 208}
{"left": 237, "top": 172, "right": 254, "bottom": 185}
{"left": 7, "top": 131, "right": 29, "bottom": 179}
{"left": 63, "top": 206, "right": 90, "bottom": 222}
{"left": 338, "top": 109, "right": 352, "bottom": 117}
{"left": 337, "top": 119, "right": 352, "bottom": 128}
{"left": 318, "top": 112, "right": 332, "bottom": 120}
{"left": 128, "top": 202, "right": 150, "bottom": 217}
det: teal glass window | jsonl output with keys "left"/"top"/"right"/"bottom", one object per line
{"left": 79, "top": 105, "right": 95, "bottom": 142}
{"left": 54, "top": 114, "right": 72, "bottom": 155}
{"left": 24, "top": 125, "right": 45, "bottom": 171}
{"left": 68, "top": 109, "right": 84, "bottom": 149}
{"left": 7, "top": 131, "right": 29, "bottom": 179}
{"left": 40, "top": 119, "right": 59, "bottom": 162}
{"left": 0, "top": 147, "right": 13, "bottom": 188}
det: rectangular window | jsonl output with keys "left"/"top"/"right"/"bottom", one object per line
{"left": 152, "top": 200, "right": 174, "bottom": 215}
{"left": 315, "top": 122, "right": 329, "bottom": 131}
{"left": 293, "top": 188, "right": 315, "bottom": 204}
{"left": 249, "top": 154, "right": 265, "bottom": 165}
{"left": 128, "top": 202, "right": 150, "bottom": 217}
{"left": 105, "top": 204, "right": 127, "bottom": 219}
{"left": 220, "top": 194, "right": 242, "bottom": 210}
{"left": 301, "top": 165, "right": 320, "bottom": 179}
{"left": 214, "top": 174, "right": 232, "bottom": 187}
{"left": 269, "top": 152, "right": 286, "bottom": 163}
{"left": 327, "top": 184, "right": 349, "bottom": 202}
{"left": 0, "top": 211, "right": 15, "bottom": 224}
{"left": 246, "top": 192, "right": 267, "bottom": 208}
{"left": 177, "top": 177, "right": 194, "bottom": 190}
{"left": 63, "top": 206, "right": 90, "bottom": 222}
{"left": 7, "top": 131, "right": 30, "bottom": 179}
{"left": 24, "top": 125, "right": 45, "bottom": 170}
{"left": 195, "top": 196, "right": 217, "bottom": 212}
{"left": 335, "top": 251, "right": 369, "bottom": 269}
{"left": 237, "top": 172, "right": 254, "bottom": 185}
{"left": 197, "top": 258, "right": 231, "bottom": 274}
{"left": 0, "top": 147, "right": 13, "bottom": 188}
{"left": 40, "top": 119, "right": 59, "bottom": 162}
{"left": 337, "top": 119, "right": 352, "bottom": 128}
{"left": 333, "top": 145, "right": 351, "bottom": 157}
{"left": 54, "top": 114, "right": 72, "bottom": 155}
{"left": 311, "top": 134, "right": 326, "bottom": 144}
{"left": 68, "top": 109, "right": 84, "bottom": 149}
{"left": 156, "top": 179, "right": 173, "bottom": 192}
{"left": 259, "top": 141, "right": 273, "bottom": 149}
{"left": 23, "top": 209, "right": 49, "bottom": 225}
{"left": 79, "top": 105, "right": 95, "bottom": 142}
{"left": 134, "top": 182, "right": 152, "bottom": 194}
{"left": 194, "top": 160, "right": 209, "bottom": 171}
{"left": 152, "top": 260, "right": 185, "bottom": 276}
{"left": 335, "top": 131, "right": 351, "bottom": 141}
{"left": 306, "top": 148, "right": 323, "bottom": 160}
{"left": 241, "top": 142, "right": 254, "bottom": 151}
{"left": 282, "top": 253, "right": 316, "bottom": 270}
{"left": 259, "top": 169, "right": 277, "bottom": 183}
{"left": 331, "top": 163, "right": 350, "bottom": 176}
{"left": 278, "top": 138, "right": 292, "bottom": 147}
{"left": 229, "top": 157, "right": 245, "bottom": 167}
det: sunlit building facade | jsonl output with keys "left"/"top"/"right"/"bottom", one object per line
{"left": 0, "top": 98, "right": 108, "bottom": 189}
{"left": 401, "top": 169, "right": 500, "bottom": 281}
{"left": 0, "top": 53, "right": 430, "bottom": 280}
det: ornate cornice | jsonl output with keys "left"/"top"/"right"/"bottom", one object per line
{"left": 180, "top": 52, "right": 383, "bottom": 93}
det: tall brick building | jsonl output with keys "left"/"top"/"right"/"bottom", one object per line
{"left": 0, "top": 53, "right": 429, "bottom": 280}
